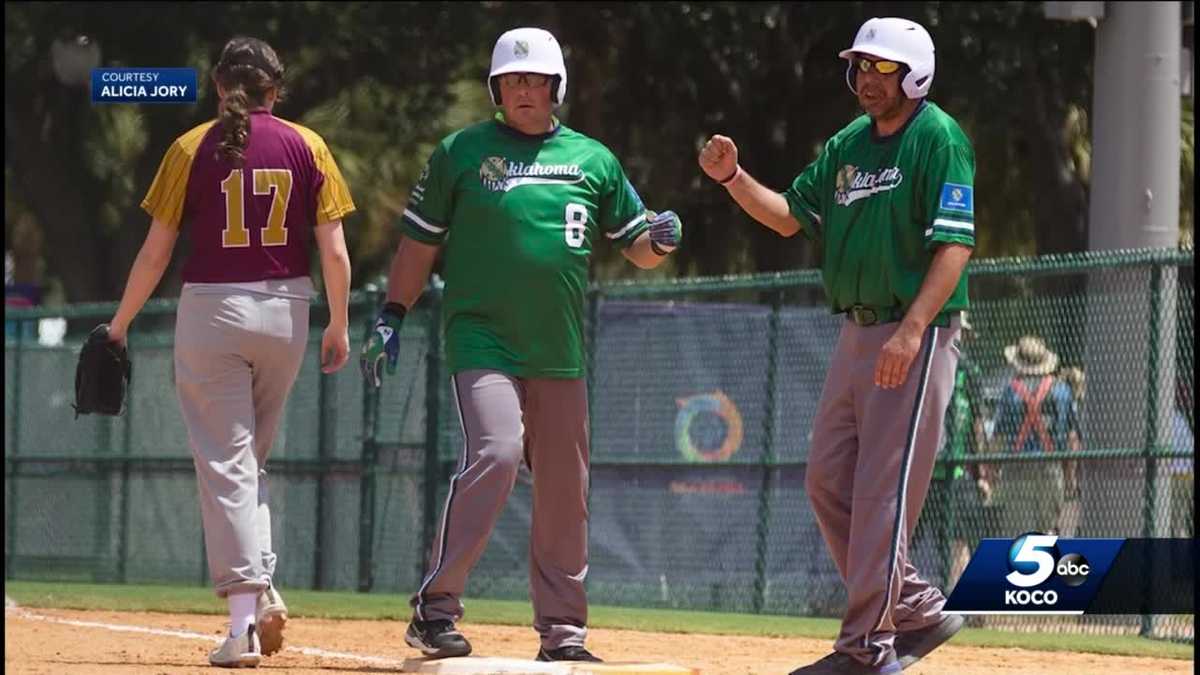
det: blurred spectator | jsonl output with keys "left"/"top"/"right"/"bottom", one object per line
{"left": 1168, "top": 381, "right": 1194, "bottom": 537}
{"left": 1057, "top": 365, "right": 1086, "bottom": 536}
{"left": 992, "top": 335, "right": 1075, "bottom": 536}
{"left": 920, "top": 311, "right": 989, "bottom": 590}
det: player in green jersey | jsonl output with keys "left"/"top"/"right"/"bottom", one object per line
{"left": 700, "top": 17, "right": 973, "bottom": 675}
{"left": 360, "top": 27, "right": 682, "bottom": 663}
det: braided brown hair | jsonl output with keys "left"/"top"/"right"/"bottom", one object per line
{"left": 213, "top": 37, "right": 286, "bottom": 167}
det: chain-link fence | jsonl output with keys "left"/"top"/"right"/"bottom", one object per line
{"left": 4, "top": 248, "right": 1193, "bottom": 641}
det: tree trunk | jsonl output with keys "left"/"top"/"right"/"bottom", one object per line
{"left": 6, "top": 59, "right": 107, "bottom": 303}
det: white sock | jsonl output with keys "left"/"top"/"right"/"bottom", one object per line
{"left": 228, "top": 591, "right": 257, "bottom": 637}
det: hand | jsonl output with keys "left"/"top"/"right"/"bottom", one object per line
{"left": 359, "top": 308, "right": 404, "bottom": 387}
{"left": 699, "top": 135, "right": 739, "bottom": 183}
{"left": 321, "top": 323, "right": 350, "bottom": 374}
{"left": 646, "top": 210, "right": 682, "bottom": 254}
{"left": 875, "top": 322, "right": 923, "bottom": 388}
{"left": 106, "top": 321, "right": 128, "bottom": 347}
{"left": 976, "top": 478, "right": 993, "bottom": 505}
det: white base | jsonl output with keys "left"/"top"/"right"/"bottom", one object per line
{"left": 400, "top": 656, "right": 698, "bottom": 674}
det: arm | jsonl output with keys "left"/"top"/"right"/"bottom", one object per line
{"left": 315, "top": 221, "right": 351, "bottom": 326}
{"left": 723, "top": 169, "right": 803, "bottom": 237}
{"left": 359, "top": 234, "right": 441, "bottom": 387}
{"left": 699, "top": 135, "right": 802, "bottom": 237}
{"left": 1055, "top": 386, "right": 1081, "bottom": 495}
{"left": 1051, "top": 384, "right": 1074, "bottom": 452}
{"left": 621, "top": 230, "right": 668, "bottom": 269}
{"left": 874, "top": 243, "right": 973, "bottom": 388}
{"left": 386, "top": 235, "right": 441, "bottom": 309}
{"left": 314, "top": 220, "right": 352, "bottom": 373}
{"left": 108, "top": 219, "right": 180, "bottom": 342}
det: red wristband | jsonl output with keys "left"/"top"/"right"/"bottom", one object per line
{"left": 718, "top": 165, "right": 741, "bottom": 186}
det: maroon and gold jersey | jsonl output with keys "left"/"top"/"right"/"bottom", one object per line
{"left": 141, "top": 110, "right": 355, "bottom": 283}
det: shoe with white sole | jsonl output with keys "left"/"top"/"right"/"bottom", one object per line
{"left": 209, "top": 623, "right": 261, "bottom": 668}
{"left": 255, "top": 584, "right": 288, "bottom": 656}
{"left": 405, "top": 619, "right": 472, "bottom": 658}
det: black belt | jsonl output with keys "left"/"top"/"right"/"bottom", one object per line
{"left": 843, "top": 305, "right": 958, "bottom": 328}
{"left": 845, "top": 304, "right": 903, "bottom": 326}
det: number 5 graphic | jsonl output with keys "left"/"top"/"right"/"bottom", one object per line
{"left": 1005, "top": 534, "right": 1059, "bottom": 588}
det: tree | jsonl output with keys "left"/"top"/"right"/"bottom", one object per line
{"left": 4, "top": 2, "right": 1190, "bottom": 304}
{"left": 5, "top": 2, "right": 488, "bottom": 302}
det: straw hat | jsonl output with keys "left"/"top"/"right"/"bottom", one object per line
{"left": 1004, "top": 336, "right": 1059, "bottom": 376}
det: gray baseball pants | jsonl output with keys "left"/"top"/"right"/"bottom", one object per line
{"left": 806, "top": 316, "right": 961, "bottom": 668}
{"left": 174, "top": 282, "right": 310, "bottom": 598}
{"left": 411, "top": 370, "right": 591, "bottom": 651}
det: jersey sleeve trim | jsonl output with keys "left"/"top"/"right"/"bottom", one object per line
{"left": 929, "top": 217, "right": 974, "bottom": 234}
{"left": 783, "top": 192, "right": 820, "bottom": 241}
{"left": 401, "top": 208, "right": 447, "bottom": 245}
{"left": 278, "top": 119, "right": 358, "bottom": 225}
{"left": 606, "top": 212, "right": 646, "bottom": 240}
{"left": 140, "top": 120, "right": 215, "bottom": 229}
{"left": 404, "top": 208, "right": 446, "bottom": 235}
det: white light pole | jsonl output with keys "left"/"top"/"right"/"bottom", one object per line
{"left": 50, "top": 34, "right": 101, "bottom": 87}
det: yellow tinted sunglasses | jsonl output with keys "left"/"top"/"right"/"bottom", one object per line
{"left": 497, "top": 72, "right": 552, "bottom": 88}
{"left": 854, "top": 57, "right": 902, "bottom": 75}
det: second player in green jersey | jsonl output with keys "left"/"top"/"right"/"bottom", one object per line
{"left": 402, "top": 115, "right": 650, "bottom": 378}
{"left": 360, "top": 27, "right": 683, "bottom": 664}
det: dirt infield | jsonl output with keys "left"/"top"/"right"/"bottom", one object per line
{"left": 3, "top": 607, "right": 1191, "bottom": 674}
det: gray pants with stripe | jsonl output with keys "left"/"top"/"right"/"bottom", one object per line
{"left": 806, "top": 317, "right": 961, "bottom": 668}
{"left": 174, "top": 283, "right": 310, "bottom": 598}
{"left": 411, "top": 370, "right": 591, "bottom": 650}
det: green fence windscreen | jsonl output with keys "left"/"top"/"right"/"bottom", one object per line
{"left": 4, "top": 248, "right": 1193, "bottom": 641}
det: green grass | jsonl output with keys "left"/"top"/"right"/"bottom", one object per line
{"left": 5, "top": 580, "right": 1192, "bottom": 660}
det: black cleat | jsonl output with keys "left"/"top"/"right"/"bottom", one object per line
{"left": 895, "top": 613, "right": 964, "bottom": 669}
{"left": 535, "top": 645, "right": 603, "bottom": 662}
{"left": 789, "top": 651, "right": 901, "bottom": 674}
{"left": 404, "top": 619, "right": 472, "bottom": 658}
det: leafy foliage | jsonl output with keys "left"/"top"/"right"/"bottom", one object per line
{"left": 3, "top": 2, "right": 1192, "bottom": 302}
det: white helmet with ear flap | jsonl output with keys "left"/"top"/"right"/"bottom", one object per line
{"left": 488, "top": 27, "right": 568, "bottom": 107}
{"left": 839, "top": 17, "right": 935, "bottom": 99}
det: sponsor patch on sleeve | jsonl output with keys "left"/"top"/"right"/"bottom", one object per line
{"left": 939, "top": 183, "right": 973, "bottom": 213}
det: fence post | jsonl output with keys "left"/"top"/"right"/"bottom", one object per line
{"left": 95, "top": 397, "right": 114, "bottom": 582}
{"left": 199, "top": 533, "right": 208, "bottom": 587}
{"left": 314, "top": 330, "right": 336, "bottom": 590}
{"left": 358, "top": 291, "right": 385, "bottom": 592}
{"left": 752, "top": 291, "right": 782, "bottom": 613}
{"left": 117, "top": 362, "right": 133, "bottom": 584}
{"left": 586, "top": 290, "right": 599, "bottom": 451}
{"left": 421, "top": 288, "right": 444, "bottom": 584}
{"left": 1140, "top": 262, "right": 1164, "bottom": 637}
{"left": 5, "top": 321, "right": 26, "bottom": 580}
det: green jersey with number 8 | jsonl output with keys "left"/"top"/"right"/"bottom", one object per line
{"left": 401, "top": 115, "right": 649, "bottom": 378}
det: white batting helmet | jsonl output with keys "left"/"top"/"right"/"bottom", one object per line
{"left": 488, "top": 27, "right": 567, "bottom": 107}
{"left": 839, "top": 17, "right": 935, "bottom": 99}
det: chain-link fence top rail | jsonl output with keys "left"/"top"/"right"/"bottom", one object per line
{"left": 4, "top": 248, "right": 1193, "bottom": 641}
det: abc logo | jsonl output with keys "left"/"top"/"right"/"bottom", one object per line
{"left": 1003, "top": 533, "right": 1091, "bottom": 605}
{"left": 1056, "top": 552, "right": 1090, "bottom": 587}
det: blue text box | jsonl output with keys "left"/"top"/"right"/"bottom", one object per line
{"left": 92, "top": 68, "right": 198, "bottom": 104}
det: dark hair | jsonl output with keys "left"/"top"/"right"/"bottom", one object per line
{"left": 213, "top": 37, "right": 286, "bottom": 167}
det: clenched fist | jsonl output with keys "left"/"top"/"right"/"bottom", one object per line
{"left": 699, "top": 135, "right": 739, "bottom": 183}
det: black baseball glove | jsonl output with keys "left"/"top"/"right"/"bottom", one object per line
{"left": 73, "top": 323, "right": 132, "bottom": 418}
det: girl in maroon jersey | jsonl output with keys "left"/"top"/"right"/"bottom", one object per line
{"left": 107, "top": 36, "right": 356, "bottom": 667}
